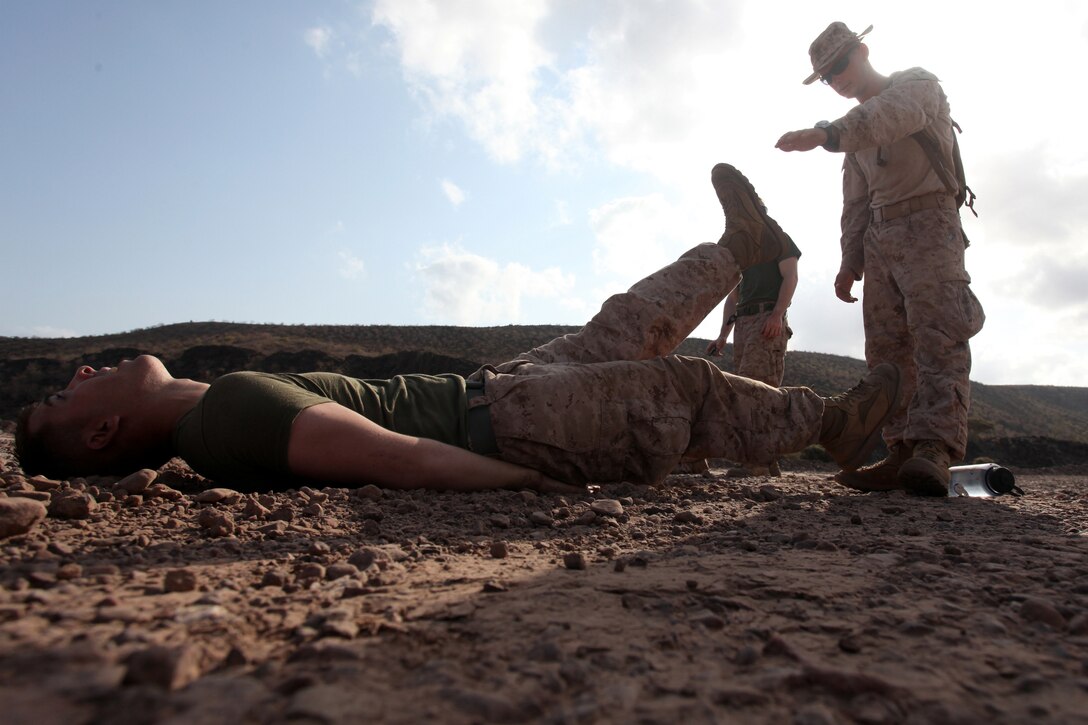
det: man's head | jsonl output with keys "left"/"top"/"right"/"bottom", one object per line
{"left": 15, "top": 356, "right": 177, "bottom": 478}
{"left": 802, "top": 22, "right": 874, "bottom": 95}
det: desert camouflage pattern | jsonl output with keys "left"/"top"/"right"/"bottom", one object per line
{"left": 733, "top": 310, "right": 791, "bottom": 387}
{"left": 467, "top": 242, "right": 825, "bottom": 485}
{"left": 862, "top": 207, "right": 984, "bottom": 459}
{"left": 832, "top": 67, "right": 983, "bottom": 460}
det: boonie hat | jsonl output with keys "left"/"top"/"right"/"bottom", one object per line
{"left": 803, "top": 21, "right": 873, "bottom": 85}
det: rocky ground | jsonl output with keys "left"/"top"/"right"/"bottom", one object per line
{"left": 0, "top": 430, "right": 1086, "bottom": 725}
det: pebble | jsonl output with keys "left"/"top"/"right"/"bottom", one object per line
{"left": 296, "top": 563, "right": 326, "bottom": 581}
{"left": 194, "top": 488, "right": 244, "bottom": 504}
{"left": 145, "top": 483, "right": 183, "bottom": 500}
{"left": 673, "top": 510, "right": 704, "bottom": 525}
{"left": 123, "top": 644, "right": 203, "bottom": 690}
{"left": 490, "top": 541, "right": 509, "bottom": 559}
{"left": 325, "top": 563, "right": 358, "bottom": 581}
{"left": 354, "top": 484, "right": 383, "bottom": 500}
{"left": 1020, "top": 597, "right": 1067, "bottom": 630}
{"left": 0, "top": 497, "right": 48, "bottom": 538}
{"left": 197, "top": 509, "right": 236, "bottom": 537}
{"left": 488, "top": 514, "right": 511, "bottom": 529}
{"left": 163, "top": 568, "right": 199, "bottom": 593}
{"left": 242, "top": 497, "right": 271, "bottom": 518}
{"left": 529, "top": 511, "right": 554, "bottom": 527}
{"left": 29, "top": 475, "right": 62, "bottom": 491}
{"left": 48, "top": 491, "right": 97, "bottom": 520}
{"left": 562, "top": 552, "right": 587, "bottom": 570}
{"left": 115, "top": 469, "right": 156, "bottom": 494}
{"left": 590, "top": 499, "right": 624, "bottom": 517}
{"left": 689, "top": 609, "right": 725, "bottom": 630}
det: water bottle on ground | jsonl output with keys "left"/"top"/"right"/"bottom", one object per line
{"left": 948, "top": 463, "right": 1021, "bottom": 497}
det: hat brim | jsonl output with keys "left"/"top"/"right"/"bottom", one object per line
{"left": 802, "top": 24, "right": 873, "bottom": 85}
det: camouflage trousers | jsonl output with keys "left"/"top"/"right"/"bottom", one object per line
{"left": 734, "top": 309, "right": 791, "bottom": 387}
{"left": 863, "top": 207, "right": 985, "bottom": 459}
{"left": 467, "top": 243, "right": 825, "bottom": 485}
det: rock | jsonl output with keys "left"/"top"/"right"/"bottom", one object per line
{"left": 269, "top": 507, "right": 295, "bottom": 522}
{"left": 242, "top": 497, "right": 271, "bottom": 518}
{"left": 673, "top": 510, "right": 704, "bottom": 525}
{"left": 325, "top": 563, "right": 358, "bottom": 581}
{"left": 689, "top": 609, "right": 725, "bottom": 629}
{"left": 29, "top": 475, "right": 62, "bottom": 491}
{"left": 529, "top": 511, "right": 554, "bottom": 527}
{"left": 490, "top": 541, "right": 509, "bottom": 559}
{"left": 0, "top": 498, "right": 47, "bottom": 538}
{"left": 354, "top": 484, "right": 383, "bottom": 500}
{"left": 145, "top": 483, "right": 183, "bottom": 500}
{"left": 1020, "top": 597, "right": 1067, "bottom": 630}
{"left": 563, "top": 552, "right": 587, "bottom": 570}
{"left": 197, "top": 508, "right": 236, "bottom": 537}
{"left": 49, "top": 491, "right": 97, "bottom": 520}
{"left": 348, "top": 547, "right": 391, "bottom": 571}
{"left": 488, "top": 514, "right": 511, "bottom": 529}
{"left": 194, "top": 488, "right": 244, "bottom": 504}
{"left": 123, "top": 644, "right": 203, "bottom": 690}
{"left": 163, "top": 568, "right": 199, "bottom": 593}
{"left": 115, "top": 468, "right": 156, "bottom": 494}
{"left": 590, "top": 499, "right": 624, "bottom": 517}
{"left": 296, "top": 563, "right": 326, "bottom": 581}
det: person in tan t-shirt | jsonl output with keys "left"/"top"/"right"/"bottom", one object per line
{"left": 776, "top": 22, "right": 985, "bottom": 495}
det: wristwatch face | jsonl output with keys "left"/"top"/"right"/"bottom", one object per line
{"left": 815, "top": 120, "right": 830, "bottom": 129}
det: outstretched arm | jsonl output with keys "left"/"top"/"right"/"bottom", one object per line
{"left": 287, "top": 402, "right": 582, "bottom": 494}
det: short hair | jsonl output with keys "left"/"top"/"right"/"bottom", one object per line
{"left": 15, "top": 402, "right": 88, "bottom": 479}
{"left": 14, "top": 401, "right": 169, "bottom": 479}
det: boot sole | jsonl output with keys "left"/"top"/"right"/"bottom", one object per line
{"left": 712, "top": 164, "right": 791, "bottom": 261}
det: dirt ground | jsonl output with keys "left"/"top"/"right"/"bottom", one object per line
{"left": 1, "top": 432, "right": 1086, "bottom": 725}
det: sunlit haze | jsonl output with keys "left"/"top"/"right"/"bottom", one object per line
{"left": 3, "top": 1, "right": 1087, "bottom": 386}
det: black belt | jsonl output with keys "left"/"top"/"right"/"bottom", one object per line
{"left": 871, "top": 191, "right": 955, "bottom": 223}
{"left": 465, "top": 380, "right": 499, "bottom": 456}
{"left": 736, "top": 301, "right": 777, "bottom": 318}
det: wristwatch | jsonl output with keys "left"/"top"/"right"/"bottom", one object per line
{"left": 814, "top": 120, "right": 840, "bottom": 151}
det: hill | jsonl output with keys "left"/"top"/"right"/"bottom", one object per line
{"left": 3, "top": 321, "right": 1087, "bottom": 465}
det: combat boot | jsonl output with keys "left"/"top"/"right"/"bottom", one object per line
{"left": 898, "top": 440, "right": 951, "bottom": 496}
{"left": 833, "top": 442, "right": 913, "bottom": 492}
{"left": 711, "top": 163, "right": 792, "bottom": 269}
{"left": 818, "top": 363, "right": 902, "bottom": 471}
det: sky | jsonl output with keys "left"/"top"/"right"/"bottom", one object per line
{"left": 3, "top": 1, "right": 1088, "bottom": 388}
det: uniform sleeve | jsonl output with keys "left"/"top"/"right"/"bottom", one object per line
{"left": 834, "top": 75, "right": 944, "bottom": 153}
{"left": 839, "top": 153, "right": 868, "bottom": 279}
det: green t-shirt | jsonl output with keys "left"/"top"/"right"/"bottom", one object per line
{"left": 738, "top": 237, "right": 802, "bottom": 306}
{"left": 173, "top": 371, "right": 468, "bottom": 487}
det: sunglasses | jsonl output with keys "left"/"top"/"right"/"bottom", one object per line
{"left": 820, "top": 48, "right": 854, "bottom": 85}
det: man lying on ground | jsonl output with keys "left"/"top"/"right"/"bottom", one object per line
{"left": 15, "top": 165, "right": 900, "bottom": 494}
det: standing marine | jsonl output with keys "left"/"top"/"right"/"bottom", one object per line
{"left": 775, "top": 22, "right": 985, "bottom": 495}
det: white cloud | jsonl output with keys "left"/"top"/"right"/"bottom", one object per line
{"left": 414, "top": 243, "right": 574, "bottom": 324}
{"left": 304, "top": 26, "right": 333, "bottom": 58}
{"left": 338, "top": 250, "right": 366, "bottom": 279}
{"left": 589, "top": 193, "right": 699, "bottom": 281}
{"left": 362, "top": 0, "right": 1088, "bottom": 385}
{"left": 440, "top": 178, "right": 467, "bottom": 207}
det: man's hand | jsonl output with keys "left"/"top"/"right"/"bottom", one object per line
{"left": 761, "top": 311, "right": 785, "bottom": 339}
{"left": 775, "top": 128, "right": 827, "bottom": 153}
{"left": 834, "top": 270, "right": 858, "bottom": 303}
{"left": 705, "top": 335, "right": 728, "bottom": 356}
